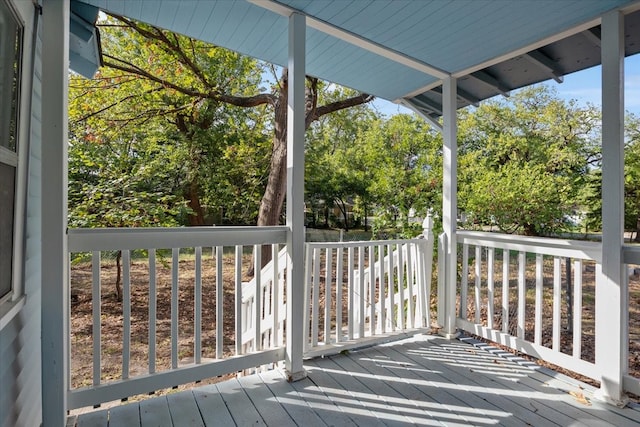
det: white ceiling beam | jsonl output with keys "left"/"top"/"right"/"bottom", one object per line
{"left": 524, "top": 50, "right": 563, "bottom": 83}
{"left": 398, "top": 81, "right": 443, "bottom": 101}
{"left": 469, "top": 70, "right": 510, "bottom": 97}
{"left": 582, "top": 27, "right": 602, "bottom": 48}
{"left": 410, "top": 95, "right": 442, "bottom": 115}
{"left": 453, "top": 18, "right": 601, "bottom": 79}
{"left": 431, "top": 85, "right": 480, "bottom": 107}
{"left": 400, "top": 99, "right": 443, "bottom": 132}
{"left": 248, "top": 0, "right": 449, "bottom": 79}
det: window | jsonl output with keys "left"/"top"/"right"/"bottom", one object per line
{"left": 0, "top": 0, "right": 22, "bottom": 303}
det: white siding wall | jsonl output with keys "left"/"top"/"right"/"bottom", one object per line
{"left": 0, "top": 1, "right": 42, "bottom": 426}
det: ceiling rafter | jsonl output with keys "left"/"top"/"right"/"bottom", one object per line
{"left": 400, "top": 99, "right": 443, "bottom": 131}
{"left": 452, "top": 18, "right": 600, "bottom": 79}
{"left": 583, "top": 27, "right": 602, "bottom": 47}
{"left": 431, "top": 85, "right": 480, "bottom": 107}
{"left": 524, "top": 49, "right": 564, "bottom": 83}
{"left": 248, "top": 0, "right": 449, "bottom": 79}
{"left": 410, "top": 94, "right": 443, "bottom": 116}
{"left": 469, "top": 70, "right": 510, "bottom": 97}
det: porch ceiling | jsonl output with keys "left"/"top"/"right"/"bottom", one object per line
{"left": 77, "top": 0, "right": 640, "bottom": 118}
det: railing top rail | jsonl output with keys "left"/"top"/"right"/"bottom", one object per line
{"left": 305, "top": 237, "right": 426, "bottom": 249}
{"left": 457, "top": 230, "right": 601, "bottom": 262}
{"left": 68, "top": 226, "right": 288, "bottom": 252}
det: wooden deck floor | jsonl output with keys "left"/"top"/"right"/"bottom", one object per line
{"left": 68, "top": 334, "right": 640, "bottom": 426}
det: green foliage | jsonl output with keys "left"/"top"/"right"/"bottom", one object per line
{"left": 305, "top": 92, "right": 378, "bottom": 229}
{"left": 67, "top": 126, "right": 189, "bottom": 228}
{"left": 458, "top": 86, "right": 600, "bottom": 235}
{"left": 363, "top": 114, "right": 442, "bottom": 234}
{"left": 463, "top": 162, "right": 568, "bottom": 234}
{"left": 68, "top": 15, "right": 270, "bottom": 227}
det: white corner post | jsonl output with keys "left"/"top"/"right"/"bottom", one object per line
{"left": 441, "top": 76, "right": 458, "bottom": 338}
{"left": 595, "top": 9, "right": 628, "bottom": 406}
{"left": 41, "top": 0, "right": 70, "bottom": 424}
{"left": 285, "top": 11, "right": 307, "bottom": 380}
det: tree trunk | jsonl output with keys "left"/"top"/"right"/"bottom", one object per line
{"left": 115, "top": 250, "right": 122, "bottom": 302}
{"left": 364, "top": 204, "right": 369, "bottom": 232}
{"left": 252, "top": 69, "right": 373, "bottom": 271}
{"left": 324, "top": 204, "right": 330, "bottom": 228}
{"left": 336, "top": 198, "right": 349, "bottom": 232}
{"left": 254, "top": 72, "right": 289, "bottom": 270}
{"left": 187, "top": 180, "right": 206, "bottom": 226}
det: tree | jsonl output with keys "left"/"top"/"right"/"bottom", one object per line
{"left": 96, "top": 15, "right": 373, "bottom": 229}
{"left": 458, "top": 86, "right": 600, "bottom": 235}
{"left": 67, "top": 122, "right": 189, "bottom": 299}
{"left": 362, "top": 114, "right": 443, "bottom": 236}
{"left": 305, "top": 89, "right": 379, "bottom": 230}
{"left": 71, "top": 16, "right": 271, "bottom": 227}
{"left": 587, "top": 113, "right": 640, "bottom": 240}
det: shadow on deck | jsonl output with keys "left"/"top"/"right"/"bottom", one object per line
{"left": 68, "top": 334, "right": 640, "bottom": 426}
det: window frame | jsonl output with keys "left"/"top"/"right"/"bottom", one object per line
{"left": 0, "top": 0, "right": 26, "bottom": 329}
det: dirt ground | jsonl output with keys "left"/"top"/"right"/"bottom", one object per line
{"left": 69, "top": 251, "right": 640, "bottom": 404}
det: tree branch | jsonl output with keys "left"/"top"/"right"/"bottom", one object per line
{"left": 102, "top": 55, "right": 277, "bottom": 107}
{"left": 306, "top": 93, "right": 374, "bottom": 128}
{"left": 71, "top": 87, "right": 165, "bottom": 123}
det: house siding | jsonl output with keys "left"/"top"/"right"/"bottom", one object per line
{"left": 0, "top": 1, "right": 42, "bottom": 426}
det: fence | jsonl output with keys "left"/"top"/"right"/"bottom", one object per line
{"left": 67, "top": 227, "right": 287, "bottom": 409}
{"left": 452, "top": 231, "right": 602, "bottom": 380}
{"left": 67, "top": 223, "right": 436, "bottom": 408}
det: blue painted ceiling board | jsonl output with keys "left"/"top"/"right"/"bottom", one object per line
{"left": 281, "top": 0, "right": 634, "bottom": 74}
{"left": 79, "top": 0, "right": 640, "bottom": 108}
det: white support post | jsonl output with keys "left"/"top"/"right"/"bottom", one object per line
{"left": 285, "top": 12, "right": 307, "bottom": 381}
{"left": 41, "top": 0, "right": 70, "bottom": 424}
{"left": 441, "top": 76, "right": 459, "bottom": 338}
{"left": 595, "top": 10, "right": 628, "bottom": 406}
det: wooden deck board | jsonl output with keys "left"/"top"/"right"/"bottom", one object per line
{"left": 329, "top": 348, "right": 450, "bottom": 426}
{"left": 165, "top": 391, "right": 204, "bottom": 427}
{"left": 371, "top": 342, "right": 512, "bottom": 424}
{"left": 286, "top": 368, "right": 360, "bottom": 427}
{"left": 192, "top": 384, "right": 235, "bottom": 427}
{"left": 69, "top": 334, "right": 640, "bottom": 427}
{"left": 313, "top": 354, "right": 415, "bottom": 426}
{"left": 456, "top": 337, "right": 640, "bottom": 427}
{"left": 358, "top": 344, "right": 490, "bottom": 426}
{"left": 426, "top": 338, "right": 589, "bottom": 425}
{"left": 216, "top": 377, "right": 266, "bottom": 426}
{"left": 392, "top": 338, "right": 575, "bottom": 426}
{"left": 75, "top": 408, "right": 108, "bottom": 427}
{"left": 259, "top": 369, "right": 328, "bottom": 427}
{"left": 139, "top": 395, "right": 172, "bottom": 427}
{"left": 237, "top": 371, "right": 296, "bottom": 426}
{"left": 107, "top": 402, "right": 141, "bottom": 427}
{"left": 373, "top": 340, "right": 528, "bottom": 427}
{"left": 307, "top": 357, "right": 390, "bottom": 426}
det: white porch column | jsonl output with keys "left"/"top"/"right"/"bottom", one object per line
{"left": 41, "top": 0, "right": 70, "bottom": 424}
{"left": 596, "top": 9, "right": 628, "bottom": 406}
{"left": 441, "top": 76, "right": 458, "bottom": 337}
{"left": 285, "top": 11, "right": 307, "bottom": 380}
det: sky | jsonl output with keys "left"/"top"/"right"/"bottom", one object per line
{"left": 372, "top": 54, "right": 640, "bottom": 118}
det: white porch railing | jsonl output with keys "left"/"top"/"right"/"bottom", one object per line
{"left": 67, "top": 226, "right": 288, "bottom": 410}
{"left": 303, "top": 222, "right": 435, "bottom": 356}
{"left": 452, "top": 231, "right": 602, "bottom": 380}
{"left": 240, "top": 246, "right": 287, "bottom": 354}
{"left": 622, "top": 244, "right": 640, "bottom": 396}
{"left": 67, "top": 224, "right": 437, "bottom": 409}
